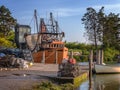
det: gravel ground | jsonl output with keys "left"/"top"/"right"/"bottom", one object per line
{"left": 0, "top": 63, "right": 88, "bottom": 90}
{"left": 0, "top": 63, "right": 58, "bottom": 90}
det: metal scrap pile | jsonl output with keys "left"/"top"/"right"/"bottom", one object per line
{"left": 0, "top": 48, "right": 31, "bottom": 69}
{"left": 0, "top": 55, "right": 29, "bottom": 69}
{"left": 58, "top": 63, "right": 81, "bottom": 77}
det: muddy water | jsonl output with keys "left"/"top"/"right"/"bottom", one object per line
{"left": 77, "top": 74, "right": 120, "bottom": 90}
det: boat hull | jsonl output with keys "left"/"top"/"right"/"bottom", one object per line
{"left": 95, "top": 65, "right": 120, "bottom": 74}
{"left": 32, "top": 48, "right": 68, "bottom": 64}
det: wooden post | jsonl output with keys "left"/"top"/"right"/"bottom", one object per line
{"left": 41, "top": 50, "right": 45, "bottom": 63}
{"left": 70, "top": 51, "right": 73, "bottom": 58}
{"left": 89, "top": 50, "right": 93, "bottom": 89}
{"left": 100, "top": 50, "right": 104, "bottom": 65}
{"left": 55, "top": 50, "right": 58, "bottom": 64}
{"left": 96, "top": 50, "right": 100, "bottom": 64}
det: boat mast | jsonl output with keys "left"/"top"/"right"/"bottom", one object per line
{"left": 50, "top": 12, "right": 55, "bottom": 33}
{"left": 55, "top": 21, "right": 58, "bottom": 39}
{"left": 34, "top": 9, "right": 39, "bottom": 33}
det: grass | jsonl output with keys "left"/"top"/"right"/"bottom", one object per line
{"left": 32, "top": 81, "right": 74, "bottom": 90}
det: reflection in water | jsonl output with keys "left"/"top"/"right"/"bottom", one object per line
{"left": 78, "top": 74, "right": 120, "bottom": 90}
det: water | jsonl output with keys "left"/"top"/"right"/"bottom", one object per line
{"left": 77, "top": 74, "right": 120, "bottom": 90}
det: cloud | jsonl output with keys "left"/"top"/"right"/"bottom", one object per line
{"left": 93, "top": 3, "right": 120, "bottom": 10}
{"left": 16, "top": 3, "right": 120, "bottom": 24}
{"left": 50, "top": 8, "right": 85, "bottom": 17}
{"left": 49, "top": 3, "right": 120, "bottom": 17}
{"left": 92, "top": 3, "right": 120, "bottom": 14}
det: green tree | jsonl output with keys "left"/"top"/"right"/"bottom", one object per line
{"left": 82, "top": 7, "right": 120, "bottom": 50}
{"left": 97, "top": 8, "right": 119, "bottom": 48}
{"left": 0, "top": 5, "right": 16, "bottom": 47}
{"left": 97, "top": 7, "right": 105, "bottom": 44}
{"left": 104, "top": 13, "right": 119, "bottom": 48}
{"left": 81, "top": 7, "right": 99, "bottom": 49}
{"left": 0, "top": 5, "right": 16, "bottom": 38}
{"left": 82, "top": 7, "right": 120, "bottom": 62}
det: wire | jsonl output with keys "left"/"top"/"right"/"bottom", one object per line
{"left": 29, "top": 16, "right": 34, "bottom": 26}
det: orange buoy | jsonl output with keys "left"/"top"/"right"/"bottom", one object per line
{"left": 68, "top": 58, "right": 76, "bottom": 64}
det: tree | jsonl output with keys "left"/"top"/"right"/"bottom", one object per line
{"left": 104, "top": 13, "right": 119, "bottom": 47}
{"left": 82, "top": 7, "right": 120, "bottom": 63}
{"left": 97, "top": 7, "right": 105, "bottom": 43}
{"left": 81, "top": 7, "right": 99, "bottom": 49}
{"left": 0, "top": 5, "right": 16, "bottom": 38}
{"left": 0, "top": 5, "right": 16, "bottom": 47}
{"left": 97, "top": 7, "right": 119, "bottom": 48}
{"left": 82, "top": 7, "right": 120, "bottom": 50}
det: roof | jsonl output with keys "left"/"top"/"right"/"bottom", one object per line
{"left": 16, "top": 24, "right": 31, "bottom": 28}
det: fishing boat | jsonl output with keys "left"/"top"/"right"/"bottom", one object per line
{"left": 15, "top": 10, "right": 68, "bottom": 64}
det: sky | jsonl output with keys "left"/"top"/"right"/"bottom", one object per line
{"left": 1, "top": 0, "right": 120, "bottom": 43}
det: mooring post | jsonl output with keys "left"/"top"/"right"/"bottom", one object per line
{"left": 97, "top": 50, "right": 100, "bottom": 64}
{"left": 70, "top": 51, "right": 73, "bottom": 58}
{"left": 55, "top": 50, "right": 58, "bottom": 64}
{"left": 41, "top": 50, "right": 45, "bottom": 63}
{"left": 100, "top": 50, "right": 104, "bottom": 65}
{"left": 89, "top": 50, "right": 93, "bottom": 90}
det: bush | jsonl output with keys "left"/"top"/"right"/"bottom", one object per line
{"left": 73, "top": 55, "right": 88, "bottom": 62}
{"left": 0, "top": 38, "right": 13, "bottom": 48}
{"left": 104, "top": 47, "right": 119, "bottom": 62}
{"left": 60, "top": 83, "right": 74, "bottom": 90}
{"left": 33, "top": 81, "right": 74, "bottom": 90}
{"left": 79, "top": 55, "right": 88, "bottom": 62}
{"left": 33, "top": 81, "right": 61, "bottom": 90}
{"left": 82, "top": 49, "right": 89, "bottom": 55}
{"left": 73, "top": 55, "right": 80, "bottom": 62}
{"left": 0, "top": 30, "right": 16, "bottom": 48}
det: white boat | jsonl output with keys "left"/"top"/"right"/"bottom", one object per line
{"left": 95, "top": 64, "right": 120, "bottom": 74}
